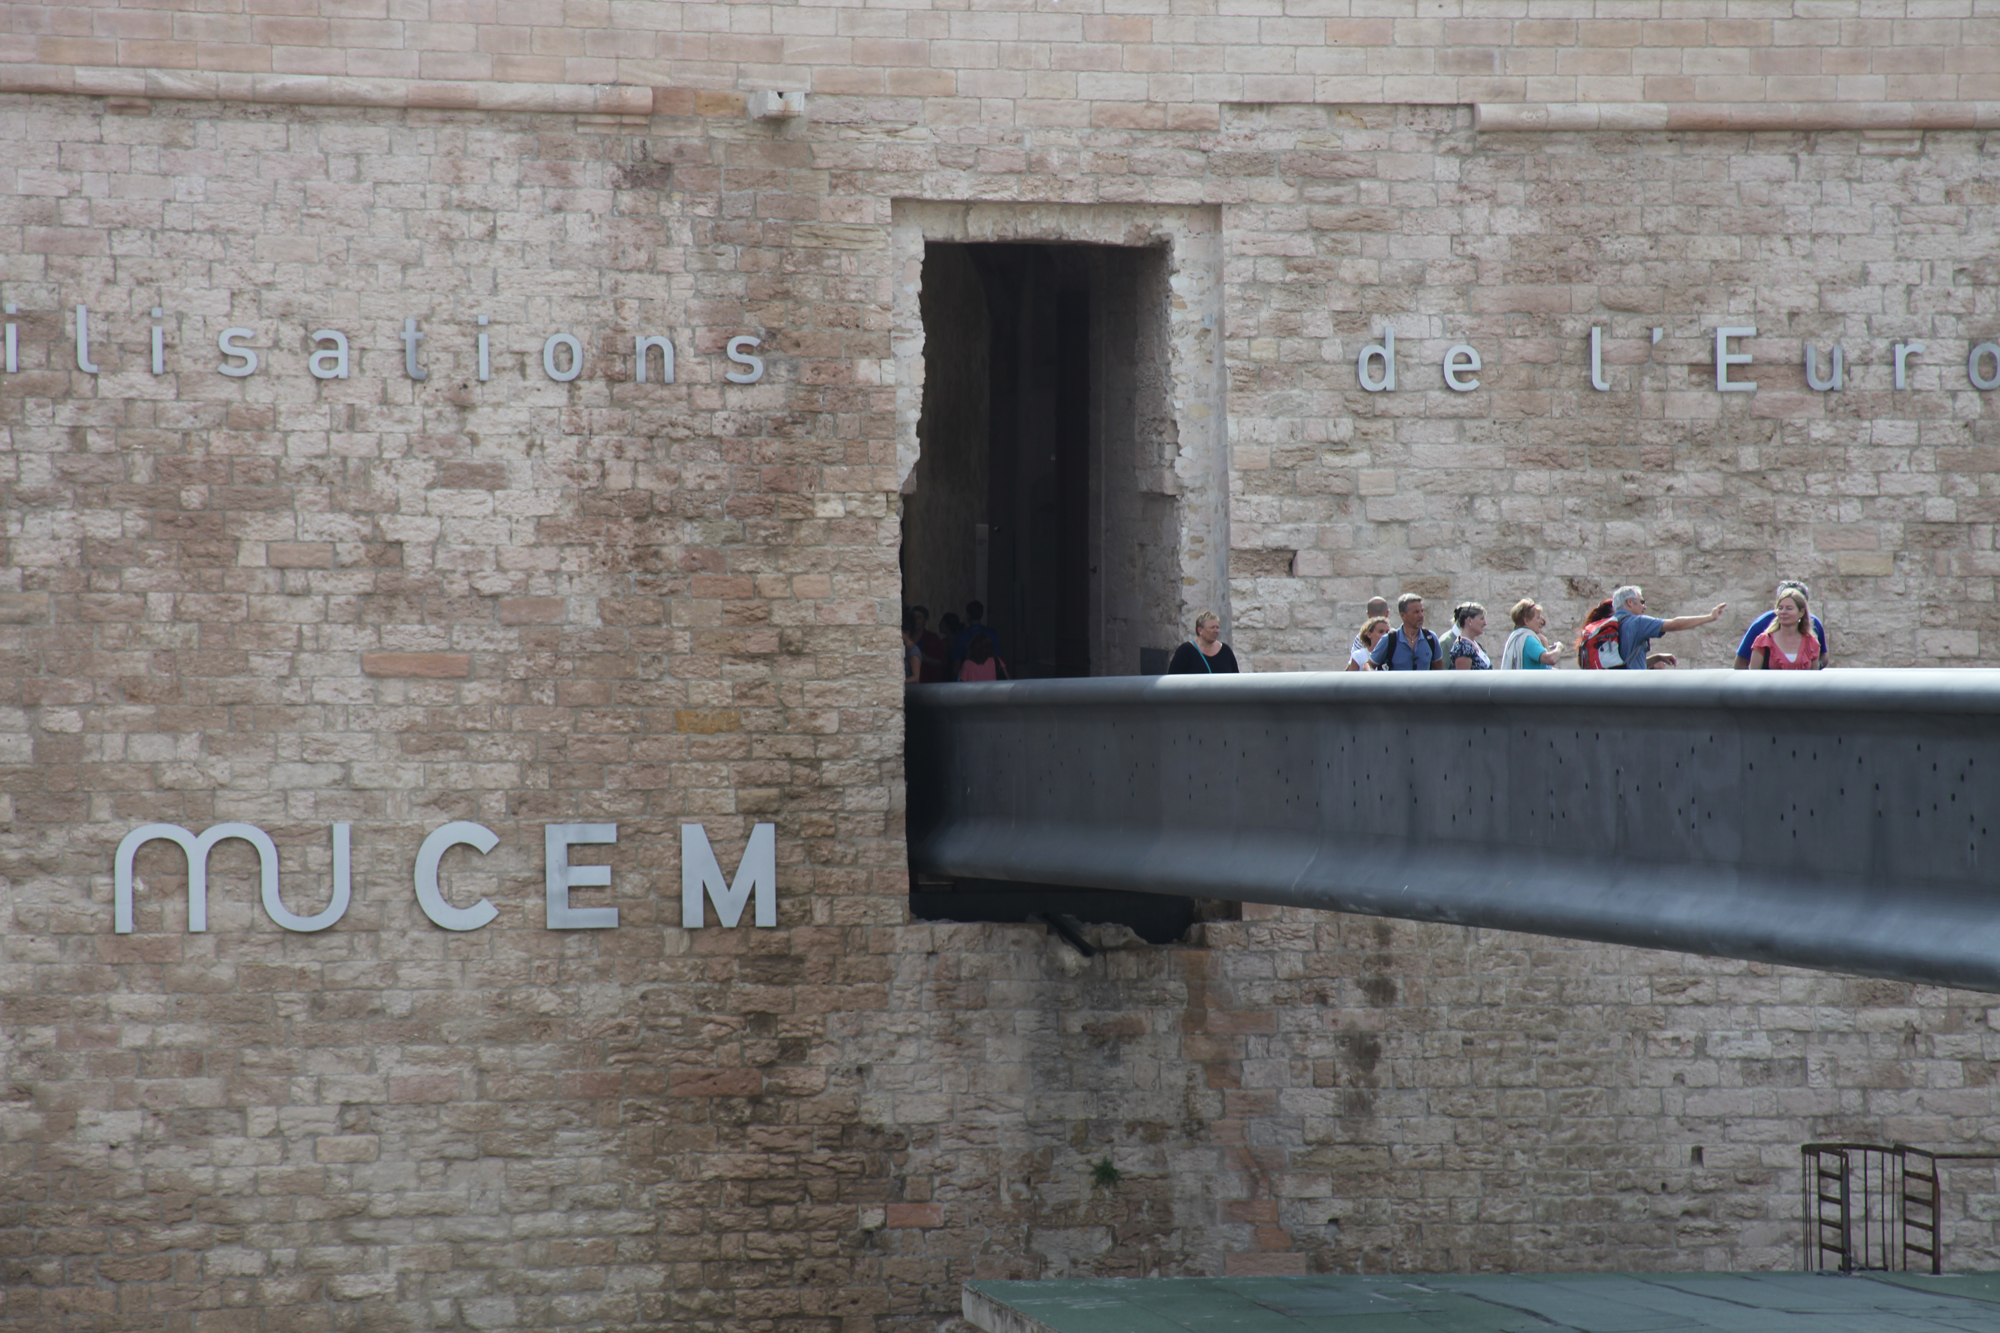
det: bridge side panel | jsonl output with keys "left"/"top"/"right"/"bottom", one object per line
{"left": 906, "top": 672, "right": 2000, "bottom": 992}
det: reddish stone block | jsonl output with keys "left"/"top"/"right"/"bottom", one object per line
{"left": 669, "top": 1068, "right": 763, "bottom": 1097}
{"left": 389, "top": 1076, "right": 461, "bottom": 1103}
{"left": 361, "top": 653, "right": 471, "bottom": 678}
{"left": 1223, "top": 1252, "right": 1308, "bottom": 1277}
{"left": 884, "top": 1203, "right": 943, "bottom": 1229}
{"left": 498, "top": 597, "right": 565, "bottom": 624}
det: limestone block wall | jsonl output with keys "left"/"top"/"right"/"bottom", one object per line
{"left": 3, "top": 83, "right": 2000, "bottom": 1333}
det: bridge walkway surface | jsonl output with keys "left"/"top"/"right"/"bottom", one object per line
{"left": 907, "top": 670, "right": 2000, "bottom": 993}
{"left": 961, "top": 1272, "right": 2000, "bottom": 1333}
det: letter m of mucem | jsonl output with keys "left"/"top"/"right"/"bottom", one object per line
{"left": 114, "top": 823, "right": 351, "bottom": 933}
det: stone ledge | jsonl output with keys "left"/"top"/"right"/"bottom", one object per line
{"left": 1474, "top": 100, "right": 2000, "bottom": 133}
{"left": 4, "top": 68, "right": 1997, "bottom": 138}
{"left": 0, "top": 66, "right": 716, "bottom": 117}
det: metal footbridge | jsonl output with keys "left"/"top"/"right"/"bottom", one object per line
{"left": 905, "top": 670, "right": 2000, "bottom": 993}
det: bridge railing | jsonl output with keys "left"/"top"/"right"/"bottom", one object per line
{"left": 906, "top": 670, "right": 2000, "bottom": 993}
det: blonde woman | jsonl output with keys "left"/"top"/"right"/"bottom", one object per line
{"left": 1499, "top": 599, "right": 1565, "bottom": 670}
{"left": 1347, "top": 616, "right": 1390, "bottom": 671}
{"left": 1169, "top": 611, "right": 1239, "bottom": 674}
{"left": 1747, "top": 587, "right": 1819, "bottom": 670}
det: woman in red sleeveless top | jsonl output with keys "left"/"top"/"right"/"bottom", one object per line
{"left": 1748, "top": 588, "right": 1819, "bottom": 670}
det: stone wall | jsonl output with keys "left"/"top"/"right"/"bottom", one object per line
{"left": 0, "top": 91, "right": 911, "bottom": 1333}
{"left": 3, "top": 82, "right": 2000, "bottom": 1333}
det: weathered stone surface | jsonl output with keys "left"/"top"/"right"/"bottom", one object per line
{"left": 1, "top": 75, "right": 1999, "bottom": 1333}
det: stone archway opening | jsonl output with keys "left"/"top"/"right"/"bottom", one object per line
{"left": 902, "top": 240, "right": 1181, "bottom": 679}
{"left": 893, "top": 204, "right": 1232, "bottom": 938}
{"left": 892, "top": 202, "right": 1226, "bottom": 681}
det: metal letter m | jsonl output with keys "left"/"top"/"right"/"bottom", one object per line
{"left": 680, "top": 823, "right": 776, "bottom": 928}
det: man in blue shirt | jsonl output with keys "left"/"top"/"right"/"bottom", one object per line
{"left": 1610, "top": 585, "right": 1729, "bottom": 669}
{"left": 1733, "top": 579, "right": 1829, "bottom": 669}
{"left": 1370, "top": 592, "right": 1445, "bottom": 670}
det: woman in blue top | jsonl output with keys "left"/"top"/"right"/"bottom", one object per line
{"left": 1500, "top": 599, "right": 1565, "bottom": 669}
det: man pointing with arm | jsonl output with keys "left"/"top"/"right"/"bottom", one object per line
{"left": 1610, "top": 584, "right": 1727, "bottom": 670}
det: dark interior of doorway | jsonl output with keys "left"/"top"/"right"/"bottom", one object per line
{"left": 901, "top": 240, "right": 1181, "bottom": 681}
{"left": 904, "top": 240, "right": 1232, "bottom": 940}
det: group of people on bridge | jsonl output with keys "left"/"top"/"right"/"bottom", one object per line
{"left": 1165, "top": 580, "right": 1827, "bottom": 676}
{"left": 1346, "top": 580, "right": 1827, "bottom": 673}
{"left": 903, "top": 581, "right": 1830, "bottom": 682}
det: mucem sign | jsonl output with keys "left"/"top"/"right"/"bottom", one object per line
{"left": 8, "top": 9, "right": 2000, "bottom": 1331}
{"left": 113, "top": 821, "right": 779, "bottom": 932}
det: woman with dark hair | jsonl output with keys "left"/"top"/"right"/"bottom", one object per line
{"left": 1449, "top": 602, "right": 1492, "bottom": 670}
{"left": 956, "top": 631, "right": 1010, "bottom": 682}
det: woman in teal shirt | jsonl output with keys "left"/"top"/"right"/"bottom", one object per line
{"left": 1500, "top": 599, "right": 1566, "bottom": 669}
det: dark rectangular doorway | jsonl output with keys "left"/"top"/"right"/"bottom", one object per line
{"left": 902, "top": 241, "right": 1179, "bottom": 679}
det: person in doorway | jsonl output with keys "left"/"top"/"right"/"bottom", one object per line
{"left": 952, "top": 601, "right": 1001, "bottom": 673}
{"left": 1747, "top": 586, "right": 1820, "bottom": 671}
{"left": 1500, "top": 599, "right": 1564, "bottom": 669}
{"left": 1370, "top": 593, "right": 1445, "bottom": 670}
{"left": 957, "top": 632, "right": 1011, "bottom": 681}
{"left": 1610, "top": 584, "right": 1728, "bottom": 670}
{"left": 910, "top": 605, "right": 950, "bottom": 682}
{"left": 1734, "top": 580, "right": 1828, "bottom": 669}
{"left": 1347, "top": 616, "right": 1390, "bottom": 671}
{"left": 938, "top": 611, "right": 965, "bottom": 665}
{"left": 1449, "top": 603, "right": 1492, "bottom": 670}
{"left": 902, "top": 609, "right": 924, "bottom": 684}
{"left": 1169, "top": 611, "right": 1239, "bottom": 674}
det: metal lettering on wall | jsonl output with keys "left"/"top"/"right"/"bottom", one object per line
{"left": 111, "top": 821, "right": 779, "bottom": 933}
{"left": 1, "top": 306, "right": 768, "bottom": 385}
{"left": 13, "top": 304, "right": 2000, "bottom": 398}
{"left": 1343, "top": 320, "right": 2000, "bottom": 395}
